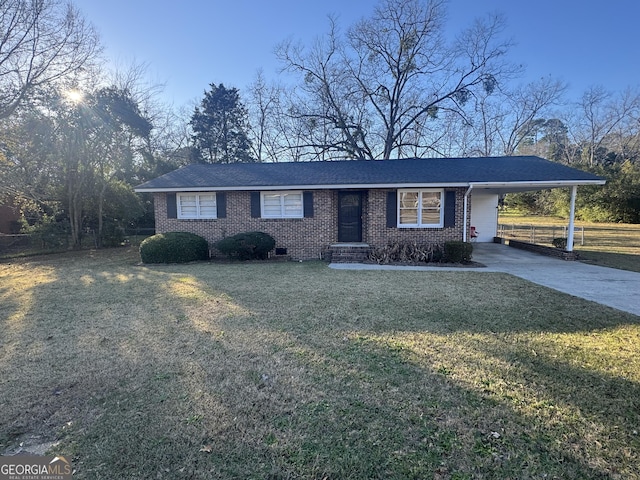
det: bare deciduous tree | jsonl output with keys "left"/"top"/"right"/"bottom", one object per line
{"left": 247, "top": 70, "right": 290, "bottom": 162}
{"left": 574, "top": 86, "right": 640, "bottom": 165}
{"left": 276, "top": 0, "right": 515, "bottom": 159}
{"left": 0, "top": 0, "right": 100, "bottom": 119}
{"left": 496, "top": 78, "right": 567, "bottom": 156}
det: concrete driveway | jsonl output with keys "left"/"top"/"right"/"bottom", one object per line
{"left": 329, "top": 243, "right": 640, "bottom": 317}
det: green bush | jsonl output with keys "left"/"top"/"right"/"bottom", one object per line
{"left": 444, "top": 241, "right": 473, "bottom": 263}
{"left": 215, "top": 232, "right": 276, "bottom": 260}
{"left": 100, "top": 220, "right": 126, "bottom": 248}
{"left": 25, "top": 215, "right": 70, "bottom": 249}
{"left": 552, "top": 237, "right": 567, "bottom": 249}
{"left": 139, "top": 232, "right": 209, "bottom": 264}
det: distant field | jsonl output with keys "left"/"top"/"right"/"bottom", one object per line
{"left": 498, "top": 213, "right": 640, "bottom": 272}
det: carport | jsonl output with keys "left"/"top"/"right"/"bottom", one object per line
{"left": 466, "top": 180, "right": 605, "bottom": 251}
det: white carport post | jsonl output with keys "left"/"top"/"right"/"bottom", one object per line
{"left": 566, "top": 185, "right": 577, "bottom": 252}
{"left": 462, "top": 185, "right": 473, "bottom": 242}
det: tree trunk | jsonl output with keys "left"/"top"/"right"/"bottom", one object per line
{"left": 96, "top": 182, "right": 107, "bottom": 249}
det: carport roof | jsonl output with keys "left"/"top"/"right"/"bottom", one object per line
{"left": 134, "top": 156, "right": 605, "bottom": 192}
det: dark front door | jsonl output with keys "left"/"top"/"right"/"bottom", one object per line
{"left": 338, "top": 191, "right": 363, "bottom": 242}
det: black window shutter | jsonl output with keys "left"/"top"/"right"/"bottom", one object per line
{"left": 166, "top": 193, "right": 177, "bottom": 218}
{"left": 444, "top": 190, "right": 456, "bottom": 228}
{"left": 386, "top": 191, "right": 397, "bottom": 228}
{"left": 303, "top": 191, "right": 314, "bottom": 218}
{"left": 250, "top": 192, "right": 261, "bottom": 218}
{"left": 216, "top": 192, "right": 226, "bottom": 218}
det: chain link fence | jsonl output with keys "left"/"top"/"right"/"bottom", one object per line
{"left": 0, "top": 228, "right": 155, "bottom": 258}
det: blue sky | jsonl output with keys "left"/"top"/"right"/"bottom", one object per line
{"left": 74, "top": 0, "right": 639, "bottom": 107}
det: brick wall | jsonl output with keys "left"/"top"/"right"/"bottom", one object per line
{"left": 365, "top": 189, "right": 466, "bottom": 247}
{"left": 155, "top": 191, "right": 337, "bottom": 260}
{"left": 154, "top": 187, "right": 468, "bottom": 260}
{"left": 507, "top": 239, "right": 578, "bottom": 260}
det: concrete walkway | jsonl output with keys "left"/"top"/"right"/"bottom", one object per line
{"left": 329, "top": 243, "right": 640, "bottom": 317}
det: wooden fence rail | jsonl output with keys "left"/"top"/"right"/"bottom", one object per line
{"left": 497, "top": 224, "right": 585, "bottom": 246}
{"left": 498, "top": 223, "right": 640, "bottom": 249}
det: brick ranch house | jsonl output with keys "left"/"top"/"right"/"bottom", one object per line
{"left": 134, "top": 156, "right": 605, "bottom": 261}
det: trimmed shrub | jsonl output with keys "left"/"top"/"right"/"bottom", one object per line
{"left": 139, "top": 232, "right": 209, "bottom": 264}
{"left": 444, "top": 241, "right": 473, "bottom": 263}
{"left": 552, "top": 237, "right": 567, "bottom": 249}
{"left": 215, "top": 231, "right": 276, "bottom": 260}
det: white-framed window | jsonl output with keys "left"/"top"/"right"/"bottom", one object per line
{"left": 397, "top": 189, "right": 444, "bottom": 227}
{"left": 261, "top": 191, "right": 303, "bottom": 218}
{"left": 177, "top": 193, "right": 217, "bottom": 219}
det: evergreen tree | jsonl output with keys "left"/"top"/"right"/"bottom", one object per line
{"left": 190, "top": 83, "right": 255, "bottom": 163}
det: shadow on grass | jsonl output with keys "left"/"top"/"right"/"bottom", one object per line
{"left": 348, "top": 331, "right": 640, "bottom": 478}
{"left": 1, "top": 252, "right": 639, "bottom": 479}
{"left": 304, "top": 335, "right": 628, "bottom": 479}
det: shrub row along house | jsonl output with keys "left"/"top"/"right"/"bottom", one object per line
{"left": 134, "top": 156, "right": 605, "bottom": 261}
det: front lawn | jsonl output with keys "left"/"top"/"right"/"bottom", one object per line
{"left": 1, "top": 249, "right": 639, "bottom": 479}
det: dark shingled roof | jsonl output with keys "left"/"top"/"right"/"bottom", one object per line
{"left": 134, "top": 156, "right": 604, "bottom": 192}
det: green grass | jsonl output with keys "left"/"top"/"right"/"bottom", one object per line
{"left": 499, "top": 213, "right": 640, "bottom": 272}
{"left": 1, "top": 248, "right": 639, "bottom": 479}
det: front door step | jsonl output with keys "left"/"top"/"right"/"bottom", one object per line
{"left": 326, "top": 243, "right": 370, "bottom": 263}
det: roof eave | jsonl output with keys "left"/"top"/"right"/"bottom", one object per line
{"left": 134, "top": 182, "right": 471, "bottom": 193}
{"left": 470, "top": 179, "right": 606, "bottom": 188}
{"left": 468, "top": 179, "right": 606, "bottom": 194}
{"left": 135, "top": 179, "right": 606, "bottom": 194}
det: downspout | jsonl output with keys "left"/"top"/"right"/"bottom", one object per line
{"left": 463, "top": 185, "right": 473, "bottom": 243}
{"left": 567, "top": 185, "right": 577, "bottom": 252}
